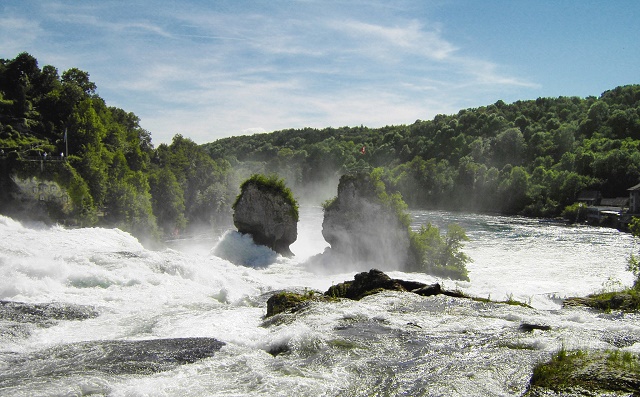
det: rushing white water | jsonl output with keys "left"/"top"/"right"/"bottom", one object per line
{"left": 0, "top": 207, "right": 638, "bottom": 397}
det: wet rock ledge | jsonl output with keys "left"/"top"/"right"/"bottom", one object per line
{"left": 0, "top": 337, "right": 226, "bottom": 388}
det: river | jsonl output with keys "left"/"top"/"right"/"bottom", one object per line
{"left": 0, "top": 207, "right": 638, "bottom": 396}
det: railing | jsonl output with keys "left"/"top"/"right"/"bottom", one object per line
{"left": 20, "top": 156, "right": 66, "bottom": 162}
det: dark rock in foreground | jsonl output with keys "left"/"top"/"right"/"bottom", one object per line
{"left": 233, "top": 175, "right": 298, "bottom": 257}
{"left": 519, "top": 323, "right": 552, "bottom": 332}
{"left": 0, "top": 300, "right": 100, "bottom": 323}
{"left": 326, "top": 269, "right": 465, "bottom": 300}
{"left": 0, "top": 300, "right": 100, "bottom": 339}
{"left": 266, "top": 290, "right": 330, "bottom": 318}
{"left": 266, "top": 269, "right": 465, "bottom": 317}
{"left": 0, "top": 337, "right": 225, "bottom": 387}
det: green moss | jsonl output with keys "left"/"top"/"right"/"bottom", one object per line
{"left": 326, "top": 282, "right": 351, "bottom": 299}
{"left": 265, "top": 290, "right": 327, "bottom": 317}
{"left": 328, "top": 339, "right": 359, "bottom": 349}
{"left": 233, "top": 174, "right": 299, "bottom": 221}
{"left": 565, "top": 289, "right": 640, "bottom": 312}
{"left": 321, "top": 196, "right": 337, "bottom": 211}
{"left": 527, "top": 349, "right": 640, "bottom": 395}
{"left": 470, "top": 295, "right": 532, "bottom": 309}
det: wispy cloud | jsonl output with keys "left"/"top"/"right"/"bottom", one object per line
{"left": 0, "top": 16, "right": 43, "bottom": 55}
{"left": 0, "top": 1, "right": 539, "bottom": 144}
{"left": 328, "top": 19, "right": 458, "bottom": 61}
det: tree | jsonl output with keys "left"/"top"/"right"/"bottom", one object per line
{"left": 498, "top": 166, "right": 530, "bottom": 213}
{"left": 626, "top": 217, "right": 640, "bottom": 290}
{"left": 61, "top": 68, "right": 96, "bottom": 95}
{"left": 409, "top": 223, "right": 471, "bottom": 281}
{"left": 493, "top": 127, "right": 526, "bottom": 166}
{"left": 148, "top": 168, "right": 186, "bottom": 236}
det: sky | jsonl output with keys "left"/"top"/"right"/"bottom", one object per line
{"left": 1, "top": 1, "right": 638, "bottom": 145}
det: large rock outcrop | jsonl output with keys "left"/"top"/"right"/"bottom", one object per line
{"left": 233, "top": 175, "right": 298, "bottom": 257}
{"left": 321, "top": 172, "right": 413, "bottom": 270}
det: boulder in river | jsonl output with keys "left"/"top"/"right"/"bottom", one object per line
{"left": 1, "top": 337, "right": 225, "bottom": 383}
{"left": 320, "top": 172, "right": 414, "bottom": 270}
{"left": 232, "top": 174, "right": 298, "bottom": 257}
{"left": 325, "top": 269, "right": 464, "bottom": 300}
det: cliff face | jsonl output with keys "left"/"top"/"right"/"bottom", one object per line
{"left": 233, "top": 181, "right": 298, "bottom": 257}
{"left": 321, "top": 173, "right": 412, "bottom": 270}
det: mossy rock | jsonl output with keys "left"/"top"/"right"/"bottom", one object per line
{"left": 525, "top": 349, "right": 640, "bottom": 396}
{"left": 233, "top": 174, "right": 299, "bottom": 256}
{"left": 265, "top": 291, "right": 328, "bottom": 317}
{"left": 564, "top": 290, "right": 640, "bottom": 312}
{"left": 325, "top": 269, "right": 408, "bottom": 300}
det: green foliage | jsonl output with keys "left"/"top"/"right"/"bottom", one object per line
{"left": 529, "top": 348, "right": 640, "bottom": 395}
{"left": 148, "top": 168, "right": 187, "bottom": 236}
{"left": 0, "top": 54, "right": 174, "bottom": 240}
{"left": 627, "top": 217, "right": 640, "bottom": 290}
{"left": 3, "top": 51, "right": 640, "bottom": 244}
{"left": 561, "top": 202, "right": 588, "bottom": 223}
{"left": 409, "top": 223, "right": 471, "bottom": 281}
{"left": 233, "top": 174, "right": 299, "bottom": 221}
{"left": 369, "top": 167, "right": 410, "bottom": 227}
{"left": 153, "top": 135, "right": 234, "bottom": 233}
{"left": 204, "top": 85, "right": 640, "bottom": 217}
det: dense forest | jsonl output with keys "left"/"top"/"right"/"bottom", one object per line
{"left": 1, "top": 52, "right": 640, "bottom": 243}
{"left": 0, "top": 53, "right": 236, "bottom": 243}
{"left": 204, "top": 86, "right": 640, "bottom": 217}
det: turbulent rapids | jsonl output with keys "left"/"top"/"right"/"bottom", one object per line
{"left": 0, "top": 207, "right": 639, "bottom": 396}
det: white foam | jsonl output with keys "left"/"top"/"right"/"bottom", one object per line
{"left": 1, "top": 209, "right": 639, "bottom": 396}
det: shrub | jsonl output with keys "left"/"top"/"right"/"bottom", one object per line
{"left": 561, "top": 202, "right": 587, "bottom": 223}
{"left": 409, "top": 223, "right": 471, "bottom": 281}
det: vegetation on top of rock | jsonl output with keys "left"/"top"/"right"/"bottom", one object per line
{"left": 319, "top": 170, "right": 470, "bottom": 279}
{"left": 265, "top": 290, "right": 329, "bottom": 317}
{"left": 232, "top": 173, "right": 299, "bottom": 256}
{"left": 233, "top": 174, "right": 299, "bottom": 222}
{"left": 525, "top": 348, "right": 640, "bottom": 396}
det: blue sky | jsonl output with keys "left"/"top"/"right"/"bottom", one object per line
{"left": 1, "top": 1, "right": 638, "bottom": 145}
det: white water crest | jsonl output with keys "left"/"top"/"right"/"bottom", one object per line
{"left": 0, "top": 207, "right": 638, "bottom": 396}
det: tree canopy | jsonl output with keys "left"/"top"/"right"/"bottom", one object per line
{"left": 204, "top": 85, "right": 640, "bottom": 217}
{"left": 1, "top": 52, "right": 639, "bottom": 245}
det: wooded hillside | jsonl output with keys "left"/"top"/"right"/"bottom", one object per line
{"left": 1, "top": 51, "right": 639, "bottom": 241}
{"left": 204, "top": 85, "right": 640, "bottom": 216}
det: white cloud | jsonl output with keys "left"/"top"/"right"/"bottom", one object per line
{"left": 0, "top": 16, "right": 43, "bottom": 56}
{"left": 1, "top": 1, "right": 540, "bottom": 145}
{"left": 328, "top": 19, "right": 458, "bottom": 61}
